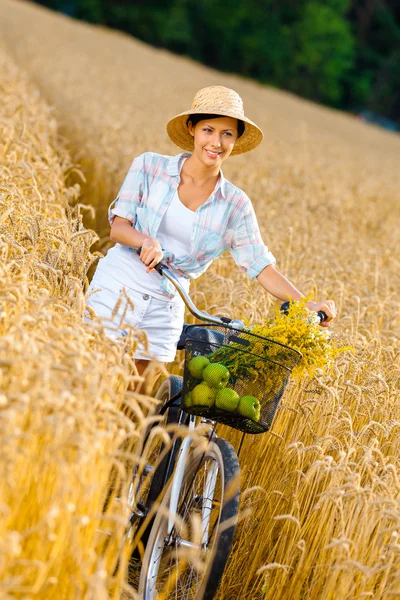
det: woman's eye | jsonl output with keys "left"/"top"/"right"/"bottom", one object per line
{"left": 202, "top": 128, "right": 233, "bottom": 136}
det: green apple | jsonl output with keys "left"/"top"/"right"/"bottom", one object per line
{"left": 191, "top": 383, "right": 217, "bottom": 407}
{"left": 215, "top": 388, "right": 240, "bottom": 412}
{"left": 237, "top": 395, "right": 261, "bottom": 421}
{"left": 184, "top": 391, "right": 192, "bottom": 408}
{"left": 188, "top": 356, "right": 210, "bottom": 379}
{"left": 202, "top": 363, "right": 230, "bottom": 389}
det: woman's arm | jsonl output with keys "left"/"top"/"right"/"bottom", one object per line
{"left": 110, "top": 216, "right": 163, "bottom": 273}
{"left": 257, "top": 264, "right": 337, "bottom": 325}
{"left": 110, "top": 216, "right": 148, "bottom": 247}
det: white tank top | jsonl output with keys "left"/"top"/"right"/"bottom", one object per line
{"left": 158, "top": 187, "right": 195, "bottom": 254}
{"left": 96, "top": 188, "right": 196, "bottom": 301}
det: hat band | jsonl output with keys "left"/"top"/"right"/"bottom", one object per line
{"left": 190, "top": 106, "right": 245, "bottom": 119}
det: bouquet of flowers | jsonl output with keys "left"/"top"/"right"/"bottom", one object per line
{"left": 208, "top": 298, "right": 348, "bottom": 385}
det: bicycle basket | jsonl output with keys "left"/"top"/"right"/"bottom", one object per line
{"left": 182, "top": 324, "right": 302, "bottom": 434}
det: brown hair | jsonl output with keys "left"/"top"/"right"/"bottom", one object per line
{"left": 186, "top": 113, "right": 245, "bottom": 138}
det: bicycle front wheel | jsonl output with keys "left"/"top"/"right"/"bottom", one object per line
{"left": 138, "top": 437, "right": 240, "bottom": 600}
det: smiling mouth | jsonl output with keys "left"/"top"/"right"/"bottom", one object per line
{"left": 205, "top": 149, "right": 222, "bottom": 158}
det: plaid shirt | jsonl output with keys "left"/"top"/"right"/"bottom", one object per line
{"left": 108, "top": 152, "right": 275, "bottom": 299}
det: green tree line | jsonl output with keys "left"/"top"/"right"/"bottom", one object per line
{"left": 35, "top": 0, "right": 400, "bottom": 127}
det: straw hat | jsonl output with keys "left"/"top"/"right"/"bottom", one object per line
{"left": 166, "top": 86, "right": 263, "bottom": 156}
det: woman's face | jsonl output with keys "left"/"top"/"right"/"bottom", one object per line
{"left": 188, "top": 116, "right": 239, "bottom": 167}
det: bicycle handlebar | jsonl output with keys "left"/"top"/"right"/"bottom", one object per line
{"left": 136, "top": 247, "right": 246, "bottom": 329}
{"left": 136, "top": 248, "right": 328, "bottom": 326}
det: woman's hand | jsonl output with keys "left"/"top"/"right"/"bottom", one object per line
{"left": 306, "top": 300, "right": 337, "bottom": 327}
{"left": 139, "top": 237, "right": 163, "bottom": 273}
{"left": 256, "top": 266, "right": 337, "bottom": 326}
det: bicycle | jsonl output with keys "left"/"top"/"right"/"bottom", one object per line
{"left": 126, "top": 254, "right": 327, "bottom": 599}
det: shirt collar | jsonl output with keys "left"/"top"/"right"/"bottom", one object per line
{"left": 165, "top": 152, "right": 227, "bottom": 199}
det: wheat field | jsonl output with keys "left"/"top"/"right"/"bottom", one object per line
{"left": 1, "top": 0, "right": 400, "bottom": 598}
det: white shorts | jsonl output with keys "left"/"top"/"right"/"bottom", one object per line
{"left": 85, "top": 268, "right": 185, "bottom": 362}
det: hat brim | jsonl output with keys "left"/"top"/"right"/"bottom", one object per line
{"left": 166, "top": 109, "right": 263, "bottom": 156}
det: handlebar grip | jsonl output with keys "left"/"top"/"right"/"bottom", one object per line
{"left": 137, "top": 246, "right": 169, "bottom": 276}
{"left": 280, "top": 301, "right": 328, "bottom": 323}
{"left": 219, "top": 316, "right": 232, "bottom": 324}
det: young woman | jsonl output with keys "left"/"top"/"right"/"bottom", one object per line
{"left": 86, "top": 86, "right": 336, "bottom": 390}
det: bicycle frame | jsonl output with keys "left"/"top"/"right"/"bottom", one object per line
{"left": 135, "top": 252, "right": 319, "bottom": 597}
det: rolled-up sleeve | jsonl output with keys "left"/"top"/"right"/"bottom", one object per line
{"left": 229, "top": 195, "right": 276, "bottom": 278}
{"left": 108, "top": 153, "right": 146, "bottom": 226}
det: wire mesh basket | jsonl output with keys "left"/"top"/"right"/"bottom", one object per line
{"left": 182, "top": 324, "right": 302, "bottom": 434}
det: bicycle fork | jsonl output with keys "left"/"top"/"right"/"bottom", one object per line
{"left": 166, "top": 418, "right": 218, "bottom": 551}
